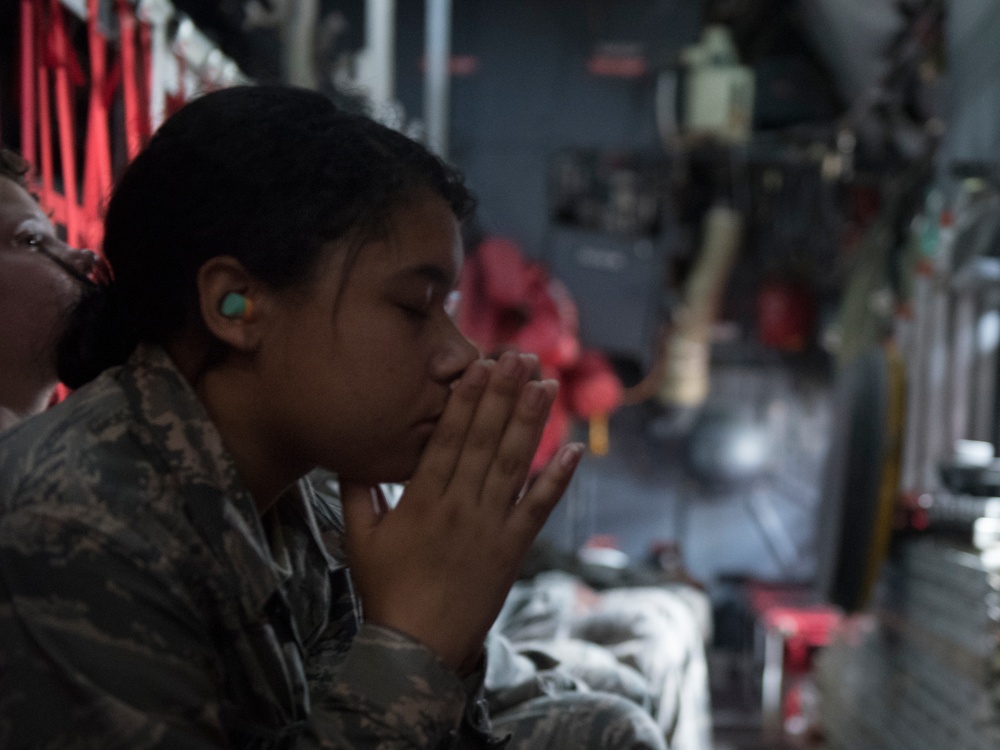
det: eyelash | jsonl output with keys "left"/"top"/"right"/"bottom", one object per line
{"left": 399, "top": 304, "right": 431, "bottom": 321}
{"left": 397, "top": 291, "right": 460, "bottom": 323}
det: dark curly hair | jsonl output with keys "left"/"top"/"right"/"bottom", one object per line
{"left": 58, "top": 86, "right": 476, "bottom": 387}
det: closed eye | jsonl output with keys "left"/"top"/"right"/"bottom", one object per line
{"left": 14, "top": 232, "right": 45, "bottom": 249}
{"left": 397, "top": 303, "right": 431, "bottom": 321}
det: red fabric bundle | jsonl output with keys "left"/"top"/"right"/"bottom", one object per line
{"left": 457, "top": 236, "right": 623, "bottom": 472}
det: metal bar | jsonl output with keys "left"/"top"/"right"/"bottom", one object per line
{"left": 761, "top": 625, "right": 785, "bottom": 738}
{"left": 951, "top": 290, "right": 977, "bottom": 444}
{"left": 901, "top": 271, "right": 934, "bottom": 493}
{"left": 973, "top": 295, "right": 1000, "bottom": 443}
{"left": 140, "top": 0, "right": 172, "bottom": 131}
{"left": 923, "top": 277, "right": 952, "bottom": 490}
{"left": 423, "top": 0, "right": 451, "bottom": 158}
{"left": 283, "top": 0, "right": 319, "bottom": 88}
{"left": 365, "top": 0, "right": 396, "bottom": 106}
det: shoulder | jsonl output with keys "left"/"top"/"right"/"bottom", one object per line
{"left": 0, "top": 368, "right": 167, "bottom": 529}
{"left": 0, "top": 377, "right": 212, "bottom": 616}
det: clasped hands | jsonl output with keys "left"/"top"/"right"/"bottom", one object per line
{"left": 341, "top": 351, "right": 583, "bottom": 673}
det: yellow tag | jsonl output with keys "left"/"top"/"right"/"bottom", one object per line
{"left": 589, "top": 413, "right": 610, "bottom": 456}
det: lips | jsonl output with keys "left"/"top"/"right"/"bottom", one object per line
{"left": 416, "top": 414, "right": 442, "bottom": 430}
{"left": 416, "top": 394, "right": 449, "bottom": 430}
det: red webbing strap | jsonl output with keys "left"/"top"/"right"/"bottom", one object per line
{"left": 35, "top": 2, "right": 55, "bottom": 221}
{"left": 21, "top": 0, "right": 151, "bottom": 245}
{"left": 139, "top": 21, "right": 152, "bottom": 142}
{"left": 117, "top": 0, "right": 143, "bottom": 159}
{"left": 19, "top": 0, "right": 36, "bottom": 174}
{"left": 47, "top": 0, "right": 80, "bottom": 246}
{"left": 81, "top": 0, "right": 111, "bottom": 249}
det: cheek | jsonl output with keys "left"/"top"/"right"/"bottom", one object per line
{"left": 327, "top": 313, "right": 424, "bottom": 396}
{"left": 346, "top": 345, "right": 426, "bottom": 410}
{"left": 266, "top": 304, "right": 430, "bottom": 437}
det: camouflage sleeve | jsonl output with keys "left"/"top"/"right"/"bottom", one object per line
{"left": 0, "top": 512, "right": 230, "bottom": 749}
{"left": 0, "top": 509, "right": 481, "bottom": 750}
{"left": 310, "top": 624, "right": 487, "bottom": 748}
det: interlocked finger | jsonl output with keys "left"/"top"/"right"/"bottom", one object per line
{"left": 448, "top": 351, "right": 536, "bottom": 502}
{"left": 479, "top": 378, "right": 557, "bottom": 519}
{"left": 409, "top": 358, "right": 493, "bottom": 495}
{"left": 508, "top": 442, "right": 584, "bottom": 542}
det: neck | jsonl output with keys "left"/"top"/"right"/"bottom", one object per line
{"left": 202, "top": 371, "right": 308, "bottom": 514}
{"left": 167, "top": 340, "right": 310, "bottom": 514}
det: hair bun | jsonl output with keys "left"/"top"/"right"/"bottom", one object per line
{"left": 56, "top": 280, "right": 139, "bottom": 389}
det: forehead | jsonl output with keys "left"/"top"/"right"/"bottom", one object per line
{"left": 355, "top": 194, "right": 463, "bottom": 283}
{"left": 0, "top": 178, "right": 48, "bottom": 231}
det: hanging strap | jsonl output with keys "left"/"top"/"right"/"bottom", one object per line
{"left": 117, "top": 0, "right": 147, "bottom": 159}
{"left": 46, "top": 0, "right": 81, "bottom": 245}
{"left": 81, "top": 0, "right": 112, "bottom": 248}
{"left": 35, "top": 3, "right": 55, "bottom": 215}
{"left": 18, "top": 0, "right": 36, "bottom": 173}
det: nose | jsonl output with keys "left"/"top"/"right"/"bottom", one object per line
{"left": 432, "top": 323, "right": 481, "bottom": 385}
{"left": 63, "top": 247, "right": 99, "bottom": 276}
{"left": 45, "top": 242, "right": 100, "bottom": 282}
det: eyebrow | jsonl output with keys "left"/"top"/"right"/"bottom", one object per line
{"left": 7, "top": 213, "right": 56, "bottom": 239}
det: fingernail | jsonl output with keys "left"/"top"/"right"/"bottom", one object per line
{"left": 520, "top": 352, "right": 539, "bottom": 377}
{"left": 465, "top": 359, "right": 490, "bottom": 387}
{"left": 499, "top": 351, "right": 520, "bottom": 376}
{"left": 559, "top": 442, "right": 585, "bottom": 470}
{"left": 534, "top": 379, "right": 558, "bottom": 410}
{"left": 525, "top": 381, "right": 547, "bottom": 410}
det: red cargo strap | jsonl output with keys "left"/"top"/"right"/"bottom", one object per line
{"left": 19, "top": 0, "right": 36, "bottom": 173}
{"left": 48, "top": 0, "right": 82, "bottom": 245}
{"left": 81, "top": 0, "right": 112, "bottom": 249}
{"left": 117, "top": 0, "right": 147, "bottom": 159}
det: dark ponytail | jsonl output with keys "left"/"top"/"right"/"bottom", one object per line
{"left": 56, "top": 277, "right": 138, "bottom": 389}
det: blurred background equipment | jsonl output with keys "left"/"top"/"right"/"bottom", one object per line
{"left": 679, "top": 25, "right": 755, "bottom": 144}
{"left": 545, "top": 149, "right": 676, "bottom": 380}
{"left": 657, "top": 204, "right": 743, "bottom": 409}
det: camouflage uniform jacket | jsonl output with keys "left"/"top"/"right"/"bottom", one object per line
{"left": 0, "top": 344, "right": 500, "bottom": 750}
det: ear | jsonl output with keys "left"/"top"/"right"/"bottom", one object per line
{"left": 196, "top": 256, "right": 270, "bottom": 353}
